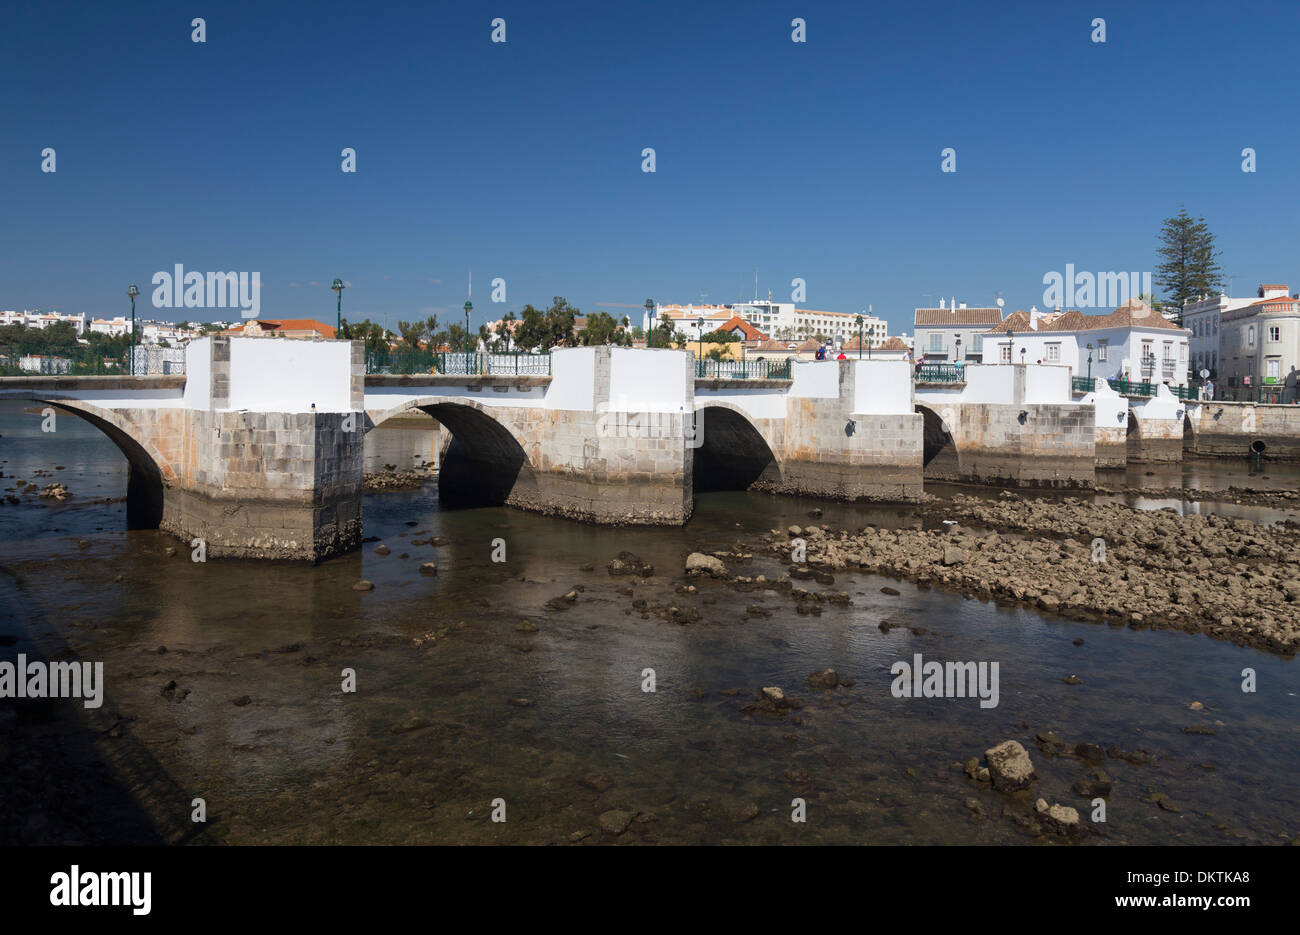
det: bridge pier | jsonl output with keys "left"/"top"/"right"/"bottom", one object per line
{"left": 916, "top": 365, "right": 1096, "bottom": 487}
{"left": 1126, "top": 387, "right": 1187, "bottom": 463}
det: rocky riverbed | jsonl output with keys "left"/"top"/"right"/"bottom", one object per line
{"left": 362, "top": 463, "right": 435, "bottom": 492}
{"left": 734, "top": 493, "right": 1300, "bottom": 656}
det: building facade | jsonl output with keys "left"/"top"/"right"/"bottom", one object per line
{"left": 913, "top": 302, "right": 1004, "bottom": 363}
{"left": 1219, "top": 284, "right": 1300, "bottom": 398}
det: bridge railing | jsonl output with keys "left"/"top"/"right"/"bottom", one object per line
{"left": 0, "top": 344, "right": 129, "bottom": 376}
{"left": 914, "top": 363, "right": 965, "bottom": 384}
{"left": 1106, "top": 378, "right": 1199, "bottom": 401}
{"left": 366, "top": 350, "right": 552, "bottom": 376}
{"left": 695, "top": 358, "right": 791, "bottom": 380}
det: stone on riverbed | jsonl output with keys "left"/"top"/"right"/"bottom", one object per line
{"left": 984, "top": 740, "right": 1037, "bottom": 792}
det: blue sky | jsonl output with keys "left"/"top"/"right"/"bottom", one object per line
{"left": 2, "top": 0, "right": 1297, "bottom": 337}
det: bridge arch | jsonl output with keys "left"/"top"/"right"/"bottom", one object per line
{"left": 27, "top": 398, "right": 172, "bottom": 529}
{"left": 691, "top": 402, "right": 782, "bottom": 492}
{"left": 916, "top": 403, "right": 960, "bottom": 477}
{"left": 367, "top": 396, "right": 535, "bottom": 509}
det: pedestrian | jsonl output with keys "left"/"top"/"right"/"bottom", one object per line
{"left": 815, "top": 344, "right": 826, "bottom": 361}
{"left": 836, "top": 350, "right": 847, "bottom": 360}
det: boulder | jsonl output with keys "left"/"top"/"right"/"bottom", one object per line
{"left": 984, "top": 740, "right": 1037, "bottom": 792}
{"left": 685, "top": 552, "right": 727, "bottom": 577}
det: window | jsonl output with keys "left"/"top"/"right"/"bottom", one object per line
{"left": 1179, "top": 343, "right": 1187, "bottom": 361}
{"left": 929, "top": 332, "right": 943, "bottom": 351}
{"left": 999, "top": 343, "right": 1011, "bottom": 363}
{"left": 1248, "top": 326, "right": 1255, "bottom": 347}
{"left": 1266, "top": 358, "right": 1281, "bottom": 382}
{"left": 1046, "top": 343, "right": 1060, "bottom": 362}
{"left": 1097, "top": 339, "right": 1108, "bottom": 361}
{"left": 1269, "top": 325, "right": 1281, "bottom": 342}
{"left": 970, "top": 334, "right": 983, "bottom": 353}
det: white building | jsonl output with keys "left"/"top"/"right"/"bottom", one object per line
{"left": 979, "top": 298, "right": 1191, "bottom": 387}
{"left": 1218, "top": 284, "right": 1300, "bottom": 399}
{"left": 1182, "top": 291, "right": 1257, "bottom": 382}
{"left": 0, "top": 309, "right": 86, "bottom": 334}
{"left": 913, "top": 301, "right": 1004, "bottom": 363}
{"left": 89, "top": 316, "right": 133, "bottom": 337}
{"left": 644, "top": 300, "right": 886, "bottom": 346}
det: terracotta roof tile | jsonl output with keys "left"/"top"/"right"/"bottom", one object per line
{"left": 914, "top": 307, "right": 1003, "bottom": 326}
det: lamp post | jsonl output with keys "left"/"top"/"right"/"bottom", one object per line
{"left": 464, "top": 300, "right": 473, "bottom": 364}
{"left": 955, "top": 335, "right": 962, "bottom": 362}
{"left": 127, "top": 284, "right": 139, "bottom": 375}
{"left": 1006, "top": 328, "right": 1014, "bottom": 364}
{"left": 1086, "top": 342, "right": 1093, "bottom": 380}
{"left": 855, "top": 314, "right": 864, "bottom": 359}
{"left": 697, "top": 316, "right": 705, "bottom": 361}
{"left": 645, "top": 299, "right": 655, "bottom": 348}
{"left": 331, "top": 279, "right": 345, "bottom": 335}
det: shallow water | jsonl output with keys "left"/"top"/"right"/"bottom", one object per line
{"left": 1, "top": 400, "right": 1297, "bottom": 845}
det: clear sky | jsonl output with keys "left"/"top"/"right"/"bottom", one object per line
{"left": 2, "top": 0, "right": 1296, "bottom": 336}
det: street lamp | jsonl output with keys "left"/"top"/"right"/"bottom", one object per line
{"left": 697, "top": 316, "right": 705, "bottom": 360}
{"left": 955, "top": 335, "right": 962, "bottom": 362}
{"left": 331, "top": 279, "right": 345, "bottom": 335}
{"left": 464, "top": 300, "right": 473, "bottom": 361}
{"left": 855, "top": 314, "right": 864, "bottom": 360}
{"left": 1086, "top": 342, "right": 1093, "bottom": 380}
{"left": 645, "top": 299, "right": 655, "bottom": 348}
{"left": 127, "top": 284, "right": 139, "bottom": 375}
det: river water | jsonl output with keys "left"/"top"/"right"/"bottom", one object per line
{"left": 1, "top": 399, "right": 1297, "bottom": 845}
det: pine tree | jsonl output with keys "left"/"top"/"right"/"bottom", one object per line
{"left": 1155, "top": 207, "right": 1224, "bottom": 323}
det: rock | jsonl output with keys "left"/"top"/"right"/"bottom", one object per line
{"left": 732, "top": 803, "right": 760, "bottom": 822}
{"left": 1147, "top": 792, "right": 1181, "bottom": 812}
{"left": 941, "top": 546, "right": 965, "bottom": 566}
{"left": 507, "top": 698, "right": 533, "bottom": 708}
{"left": 231, "top": 695, "right": 252, "bottom": 707}
{"left": 761, "top": 686, "right": 787, "bottom": 707}
{"left": 1073, "top": 769, "right": 1112, "bottom": 797}
{"left": 1062, "top": 674, "right": 1084, "bottom": 685}
{"left": 685, "top": 552, "right": 727, "bottom": 577}
{"left": 418, "top": 563, "right": 437, "bottom": 576}
{"left": 598, "top": 810, "right": 635, "bottom": 835}
{"left": 788, "top": 525, "right": 802, "bottom": 537}
{"left": 580, "top": 773, "right": 612, "bottom": 793}
{"left": 607, "top": 551, "right": 654, "bottom": 577}
{"left": 984, "top": 740, "right": 1037, "bottom": 792}
{"left": 353, "top": 580, "right": 375, "bottom": 591}
{"left": 391, "top": 716, "right": 430, "bottom": 733}
{"left": 880, "top": 586, "right": 901, "bottom": 596}
{"left": 1074, "top": 742, "right": 1106, "bottom": 761}
{"left": 514, "top": 621, "right": 539, "bottom": 633}
{"left": 375, "top": 544, "right": 390, "bottom": 556}
{"left": 1040, "top": 802, "right": 1082, "bottom": 836}
{"left": 808, "top": 669, "right": 839, "bottom": 690}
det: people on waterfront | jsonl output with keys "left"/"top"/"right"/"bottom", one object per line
{"left": 815, "top": 344, "right": 826, "bottom": 361}
{"left": 1203, "top": 378, "right": 1215, "bottom": 400}
{"left": 836, "top": 350, "right": 847, "bottom": 360}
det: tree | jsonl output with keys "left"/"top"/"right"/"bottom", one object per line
{"left": 702, "top": 329, "right": 740, "bottom": 344}
{"left": 580, "top": 312, "right": 632, "bottom": 347}
{"left": 1155, "top": 207, "right": 1224, "bottom": 323}
{"left": 397, "top": 319, "right": 427, "bottom": 349}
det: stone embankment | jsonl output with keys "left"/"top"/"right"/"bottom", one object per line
{"left": 1094, "top": 484, "right": 1300, "bottom": 509}
{"left": 758, "top": 493, "right": 1300, "bottom": 656}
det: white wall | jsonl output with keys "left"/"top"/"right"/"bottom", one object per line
{"left": 227, "top": 337, "right": 353, "bottom": 412}
{"left": 1082, "top": 379, "right": 1127, "bottom": 430}
{"left": 694, "top": 387, "right": 788, "bottom": 420}
{"left": 788, "top": 360, "right": 840, "bottom": 398}
{"left": 851, "top": 360, "right": 912, "bottom": 414}
{"left": 609, "top": 347, "right": 690, "bottom": 412}
{"left": 543, "top": 347, "right": 597, "bottom": 410}
{"left": 1023, "top": 364, "right": 1071, "bottom": 404}
{"left": 183, "top": 337, "right": 212, "bottom": 409}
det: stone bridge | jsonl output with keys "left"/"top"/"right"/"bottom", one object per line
{"left": 9, "top": 337, "right": 1274, "bottom": 562}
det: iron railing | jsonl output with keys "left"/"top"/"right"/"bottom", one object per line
{"left": 366, "top": 350, "right": 552, "bottom": 376}
{"left": 0, "top": 344, "right": 129, "bottom": 376}
{"left": 695, "top": 358, "right": 791, "bottom": 380}
{"left": 914, "top": 363, "right": 966, "bottom": 383}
